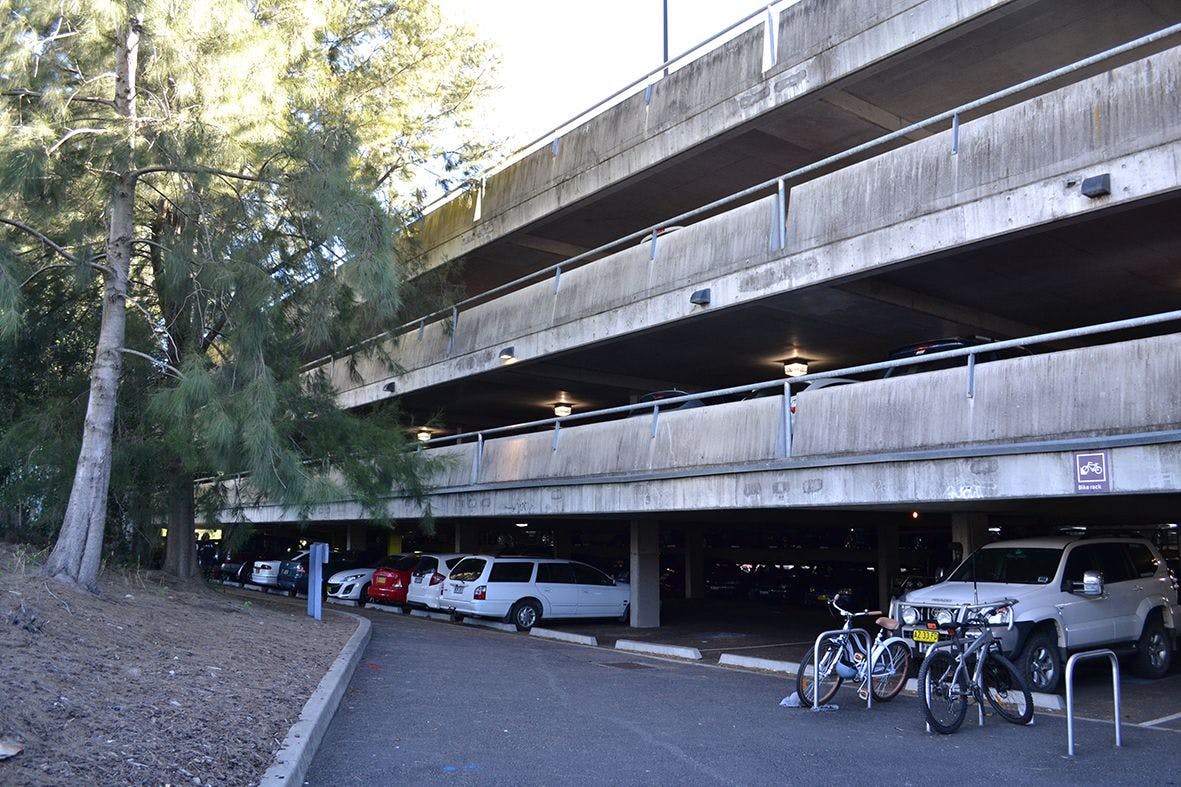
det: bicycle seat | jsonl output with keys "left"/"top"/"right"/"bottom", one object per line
{"left": 876, "top": 616, "right": 899, "bottom": 631}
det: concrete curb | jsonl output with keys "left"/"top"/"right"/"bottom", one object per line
{"left": 531, "top": 627, "right": 599, "bottom": 646}
{"left": 257, "top": 613, "right": 371, "bottom": 787}
{"left": 616, "top": 639, "right": 702, "bottom": 660}
{"left": 462, "top": 617, "right": 518, "bottom": 633}
{"left": 719, "top": 654, "right": 798, "bottom": 673}
{"left": 410, "top": 609, "right": 453, "bottom": 621}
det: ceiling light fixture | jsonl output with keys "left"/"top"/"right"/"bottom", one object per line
{"left": 416, "top": 430, "right": 431, "bottom": 443}
{"left": 554, "top": 402, "right": 572, "bottom": 417}
{"left": 514, "top": 522, "right": 528, "bottom": 528}
{"left": 498, "top": 346, "right": 517, "bottom": 363}
{"left": 783, "top": 357, "right": 809, "bottom": 377}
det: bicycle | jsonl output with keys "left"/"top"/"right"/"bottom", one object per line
{"left": 796, "top": 594, "right": 912, "bottom": 707}
{"left": 916, "top": 598, "right": 1034, "bottom": 733}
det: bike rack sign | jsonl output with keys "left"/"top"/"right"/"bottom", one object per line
{"left": 1073, "top": 451, "right": 1110, "bottom": 494}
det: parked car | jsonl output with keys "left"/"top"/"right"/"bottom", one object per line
{"left": 277, "top": 549, "right": 384, "bottom": 596}
{"left": 366, "top": 553, "right": 424, "bottom": 609}
{"left": 439, "top": 555, "right": 630, "bottom": 631}
{"left": 252, "top": 547, "right": 308, "bottom": 590}
{"left": 219, "top": 535, "right": 301, "bottom": 584}
{"left": 882, "top": 335, "right": 1031, "bottom": 378}
{"left": 405, "top": 553, "right": 468, "bottom": 610}
{"left": 895, "top": 536, "right": 1180, "bottom": 692}
{"left": 636, "top": 389, "right": 704, "bottom": 412}
{"left": 326, "top": 553, "right": 409, "bottom": 606}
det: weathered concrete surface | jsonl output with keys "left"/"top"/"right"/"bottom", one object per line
{"left": 328, "top": 48, "right": 1181, "bottom": 409}
{"left": 223, "top": 336, "right": 1180, "bottom": 523}
{"left": 417, "top": 0, "right": 1015, "bottom": 274}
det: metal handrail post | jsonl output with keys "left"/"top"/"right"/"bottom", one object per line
{"left": 810, "top": 627, "right": 872, "bottom": 711}
{"left": 1066, "top": 649, "right": 1122, "bottom": 756}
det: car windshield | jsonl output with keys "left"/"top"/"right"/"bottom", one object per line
{"left": 947, "top": 547, "right": 1062, "bottom": 585}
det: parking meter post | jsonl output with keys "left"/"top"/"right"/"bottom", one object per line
{"left": 308, "top": 543, "right": 329, "bottom": 621}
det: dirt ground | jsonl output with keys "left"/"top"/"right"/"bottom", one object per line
{"left": 0, "top": 543, "right": 357, "bottom": 786}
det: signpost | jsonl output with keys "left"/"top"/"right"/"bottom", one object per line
{"left": 307, "top": 542, "right": 329, "bottom": 620}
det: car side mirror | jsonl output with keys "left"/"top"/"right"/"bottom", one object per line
{"left": 1074, "top": 569, "right": 1104, "bottom": 597}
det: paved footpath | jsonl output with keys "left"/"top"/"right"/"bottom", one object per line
{"left": 306, "top": 612, "right": 1180, "bottom": 785}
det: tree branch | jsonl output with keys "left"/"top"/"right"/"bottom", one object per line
{"left": 0, "top": 218, "right": 80, "bottom": 264}
{"left": 130, "top": 165, "right": 279, "bottom": 186}
{"left": 3, "top": 89, "right": 115, "bottom": 108}
{"left": 119, "top": 347, "right": 183, "bottom": 379}
{"left": 46, "top": 127, "right": 107, "bottom": 155}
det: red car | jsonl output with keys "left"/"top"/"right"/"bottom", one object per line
{"left": 367, "top": 554, "right": 422, "bottom": 608}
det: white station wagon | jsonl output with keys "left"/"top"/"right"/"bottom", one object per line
{"left": 440, "top": 556, "right": 630, "bottom": 631}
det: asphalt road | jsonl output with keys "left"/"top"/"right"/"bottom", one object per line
{"left": 305, "top": 613, "right": 1181, "bottom": 785}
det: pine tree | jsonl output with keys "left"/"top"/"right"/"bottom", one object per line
{"left": 0, "top": 0, "right": 493, "bottom": 591}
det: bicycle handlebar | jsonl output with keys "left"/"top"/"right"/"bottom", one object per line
{"left": 830, "top": 594, "right": 883, "bottom": 619}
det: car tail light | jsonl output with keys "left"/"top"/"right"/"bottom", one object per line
{"left": 393, "top": 577, "right": 403, "bottom": 588}
{"left": 296, "top": 564, "right": 307, "bottom": 575}
{"left": 429, "top": 572, "right": 445, "bottom": 586}
{"left": 474, "top": 585, "right": 486, "bottom": 600}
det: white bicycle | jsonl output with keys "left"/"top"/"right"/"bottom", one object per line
{"left": 797, "top": 595, "right": 913, "bottom": 706}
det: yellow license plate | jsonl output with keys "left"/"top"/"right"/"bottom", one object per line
{"left": 912, "top": 629, "right": 940, "bottom": 643}
{"left": 376, "top": 576, "right": 387, "bottom": 585}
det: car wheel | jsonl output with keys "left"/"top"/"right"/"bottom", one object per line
{"left": 357, "top": 583, "right": 370, "bottom": 608}
{"left": 400, "top": 602, "right": 412, "bottom": 615}
{"left": 617, "top": 603, "right": 630, "bottom": 625}
{"left": 509, "top": 600, "right": 541, "bottom": 631}
{"left": 1132, "top": 614, "right": 1173, "bottom": 679}
{"left": 1020, "top": 629, "right": 1061, "bottom": 693}
{"left": 450, "top": 611, "right": 465, "bottom": 623}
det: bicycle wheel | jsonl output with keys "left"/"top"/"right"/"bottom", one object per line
{"left": 796, "top": 638, "right": 843, "bottom": 707}
{"left": 982, "top": 652, "right": 1033, "bottom": 725}
{"left": 919, "top": 648, "right": 967, "bottom": 734}
{"left": 870, "top": 640, "right": 911, "bottom": 702}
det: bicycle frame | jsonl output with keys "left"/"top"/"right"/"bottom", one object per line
{"left": 809, "top": 597, "right": 912, "bottom": 711}
{"left": 922, "top": 599, "right": 1017, "bottom": 727}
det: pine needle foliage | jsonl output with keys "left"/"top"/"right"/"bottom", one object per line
{"left": 0, "top": 0, "right": 493, "bottom": 585}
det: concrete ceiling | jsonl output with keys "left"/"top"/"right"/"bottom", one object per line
{"left": 395, "top": 193, "right": 1181, "bottom": 433}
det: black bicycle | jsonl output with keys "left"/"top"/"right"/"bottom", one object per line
{"left": 916, "top": 599, "right": 1033, "bottom": 734}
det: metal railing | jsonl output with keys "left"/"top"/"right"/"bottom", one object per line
{"left": 301, "top": 22, "right": 1181, "bottom": 375}
{"left": 417, "top": 309, "right": 1181, "bottom": 482}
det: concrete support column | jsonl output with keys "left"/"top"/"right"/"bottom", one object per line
{"left": 683, "top": 528, "right": 705, "bottom": 600}
{"left": 877, "top": 522, "right": 899, "bottom": 612}
{"left": 554, "top": 527, "right": 574, "bottom": 559}
{"left": 629, "top": 520, "right": 660, "bottom": 628}
{"left": 951, "top": 513, "right": 990, "bottom": 567}
{"left": 346, "top": 523, "right": 366, "bottom": 551}
{"left": 455, "top": 522, "right": 480, "bottom": 554}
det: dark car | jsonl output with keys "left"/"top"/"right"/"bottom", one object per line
{"left": 882, "top": 336, "right": 1031, "bottom": 378}
{"left": 278, "top": 549, "right": 384, "bottom": 596}
{"left": 217, "top": 535, "right": 302, "bottom": 585}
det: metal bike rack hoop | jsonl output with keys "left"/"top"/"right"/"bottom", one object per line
{"left": 1066, "top": 649, "right": 1122, "bottom": 756}
{"left": 811, "top": 628, "right": 873, "bottom": 712}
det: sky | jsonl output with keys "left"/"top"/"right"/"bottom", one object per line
{"left": 435, "top": 0, "right": 773, "bottom": 154}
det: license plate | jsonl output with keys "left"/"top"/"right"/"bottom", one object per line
{"left": 912, "top": 629, "right": 940, "bottom": 644}
{"left": 376, "top": 576, "right": 387, "bottom": 585}
{"left": 414, "top": 576, "right": 423, "bottom": 584}
{"left": 451, "top": 583, "right": 463, "bottom": 594}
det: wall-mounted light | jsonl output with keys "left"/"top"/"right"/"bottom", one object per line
{"left": 499, "top": 346, "right": 517, "bottom": 364}
{"left": 553, "top": 402, "right": 573, "bottom": 417}
{"left": 416, "top": 430, "right": 432, "bottom": 443}
{"left": 783, "top": 357, "right": 809, "bottom": 377}
{"left": 689, "top": 288, "right": 711, "bottom": 306}
{"left": 383, "top": 381, "right": 397, "bottom": 394}
{"left": 1080, "top": 173, "right": 1110, "bottom": 198}
{"left": 514, "top": 522, "right": 529, "bottom": 528}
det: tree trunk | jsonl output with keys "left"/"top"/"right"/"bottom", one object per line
{"left": 162, "top": 473, "right": 201, "bottom": 582}
{"left": 43, "top": 20, "right": 139, "bottom": 593}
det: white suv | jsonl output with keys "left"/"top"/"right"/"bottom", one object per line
{"left": 895, "top": 537, "right": 1179, "bottom": 692}
{"left": 439, "top": 556, "right": 630, "bottom": 631}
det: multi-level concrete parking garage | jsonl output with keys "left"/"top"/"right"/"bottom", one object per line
{"left": 216, "top": 0, "right": 1181, "bottom": 630}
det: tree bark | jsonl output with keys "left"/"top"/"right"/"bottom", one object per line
{"left": 42, "top": 20, "right": 139, "bottom": 593}
{"left": 162, "top": 472, "right": 201, "bottom": 582}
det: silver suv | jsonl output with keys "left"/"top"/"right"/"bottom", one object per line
{"left": 895, "top": 537, "right": 1179, "bottom": 692}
